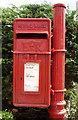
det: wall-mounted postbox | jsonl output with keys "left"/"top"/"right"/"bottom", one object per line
{"left": 13, "top": 18, "right": 51, "bottom": 107}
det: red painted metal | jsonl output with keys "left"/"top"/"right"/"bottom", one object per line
{"left": 13, "top": 18, "right": 51, "bottom": 107}
{"left": 48, "top": 3, "right": 66, "bottom": 119}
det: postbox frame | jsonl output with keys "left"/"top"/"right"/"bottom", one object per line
{"left": 13, "top": 18, "right": 51, "bottom": 108}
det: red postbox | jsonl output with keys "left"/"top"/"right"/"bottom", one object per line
{"left": 13, "top": 18, "right": 51, "bottom": 107}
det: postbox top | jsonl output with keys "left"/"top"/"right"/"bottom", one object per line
{"left": 14, "top": 18, "right": 51, "bottom": 33}
{"left": 13, "top": 18, "right": 51, "bottom": 53}
{"left": 53, "top": 3, "right": 66, "bottom": 8}
{"left": 14, "top": 18, "right": 51, "bottom": 22}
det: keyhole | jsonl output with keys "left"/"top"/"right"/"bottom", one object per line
{"left": 21, "top": 77, "right": 22, "bottom": 80}
{"left": 30, "top": 56, "right": 31, "bottom": 59}
{"left": 29, "top": 55, "right": 34, "bottom": 60}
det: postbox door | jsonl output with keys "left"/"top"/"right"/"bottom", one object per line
{"left": 13, "top": 33, "right": 50, "bottom": 107}
{"left": 18, "top": 55, "right": 45, "bottom": 104}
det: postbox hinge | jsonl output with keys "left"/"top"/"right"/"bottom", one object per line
{"left": 51, "top": 48, "right": 54, "bottom": 53}
{"left": 50, "top": 89, "right": 54, "bottom": 95}
{"left": 50, "top": 85, "right": 54, "bottom": 95}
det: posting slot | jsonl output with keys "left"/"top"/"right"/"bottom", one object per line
{"left": 16, "top": 33, "right": 47, "bottom": 39}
